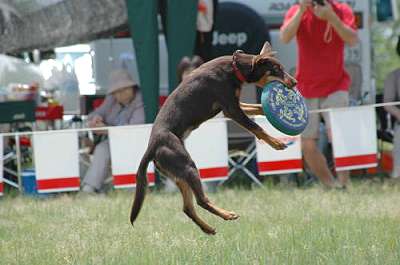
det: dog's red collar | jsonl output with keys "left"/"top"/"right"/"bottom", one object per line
{"left": 232, "top": 57, "right": 247, "bottom": 83}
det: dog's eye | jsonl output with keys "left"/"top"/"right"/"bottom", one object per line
{"left": 275, "top": 65, "right": 284, "bottom": 73}
{"left": 274, "top": 70, "right": 281, "bottom": 76}
{"left": 271, "top": 67, "right": 284, "bottom": 78}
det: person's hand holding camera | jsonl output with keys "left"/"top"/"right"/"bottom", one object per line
{"left": 299, "top": 0, "right": 313, "bottom": 13}
{"left": 313, "top": 0, "right": 335, "bottom": 21}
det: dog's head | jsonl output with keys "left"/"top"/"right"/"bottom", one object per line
{"left": 232, "top": 42, "right": 297, "bottom": 88}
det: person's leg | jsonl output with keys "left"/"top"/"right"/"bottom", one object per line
{"left": 392, "top": 124, "right": 400, "bottom": 178}
{"left": 82, "top": 140, "right": 111, "bottom": 191}
{"left": 302, "top": 138, "right": 336, "bottom": 188}
{"left": 302, "top": 98, "right": 336, "bottom": 188}
{"left": 322, "top": 91, "right": 350, "bottom": 187}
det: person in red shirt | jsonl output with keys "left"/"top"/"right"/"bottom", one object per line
{"left": 280, "top": 0, "right": 358, "bottom": 188}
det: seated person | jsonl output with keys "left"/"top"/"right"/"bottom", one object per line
{"left": 384, "top": 36, "right": 400, "bottom": 178}
{"left": 82, "top": 69, "right": 145, "bottom": 192}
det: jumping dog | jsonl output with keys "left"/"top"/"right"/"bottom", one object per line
{"left": 130, "top": 42, "right": 297, "bottom": 235}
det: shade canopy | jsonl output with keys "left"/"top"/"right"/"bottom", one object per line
{"left": 0, "top": 0, "right": 128, "bottom": 54}
{"left": 0, "top": 0, "right": 198, "bottom": 123}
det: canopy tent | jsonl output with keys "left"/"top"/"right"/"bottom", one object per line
{"left": 0, "top": 0, "right": 128, "bottom": 54}
{"left": 0, "top": 0, "right": 198, "bottom": 122}
{"left": 126, "top": 0, "right": 197, "bottom": 122}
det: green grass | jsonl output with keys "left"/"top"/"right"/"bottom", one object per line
{"left": 1, "top": 182, "right": 400, "bottom": 265}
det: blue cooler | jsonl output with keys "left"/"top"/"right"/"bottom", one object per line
{"left": 22, "top": 169, "right": 38, "bottom": 195}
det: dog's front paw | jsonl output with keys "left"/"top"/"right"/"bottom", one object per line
{"left": 264, "top": 137, "right": 287, "bottom": 150}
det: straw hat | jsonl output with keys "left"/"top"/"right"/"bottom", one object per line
{"left": 107, "top": 69, "right": 137, "bottom": 94}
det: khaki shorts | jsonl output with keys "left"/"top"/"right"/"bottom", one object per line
{"left": 302, "top": 91, "right": 349, "bottom": 139}
{"left": 392, "top": 124, "right": 400, "bottom": 169}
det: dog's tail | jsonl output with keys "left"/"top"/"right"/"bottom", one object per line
{"left": 130, "top": 150, "right": 153, "bottom": 225}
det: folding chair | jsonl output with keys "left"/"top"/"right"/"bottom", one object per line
{"left": 215, "top": 118, "right": 262, "bottom": 187}
{"left": 227, "top": 140, "right": 262, "bottom": 186}
{"left": 0, "top": 136, "right": 3, "bottom": 196}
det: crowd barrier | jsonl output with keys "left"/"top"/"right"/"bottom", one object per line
{"left": 33, "top": 131, "right": 80, "bottom": 193}
{"left": 0, "top": 102, "right": 393, "bottom": 196}
{"left": 330, "top": 106, "right": 378, "bottom": 170}
{"left": 255, "top": 117, "right": 303, "bottom": 175}
{"left": 185, "top": 120, "right": 229, "bottom": 182}
{"left": 109, "top": 125, "right": 156, "bottom": 189}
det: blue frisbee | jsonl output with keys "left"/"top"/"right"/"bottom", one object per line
{"left": 261, "top": 81, "right": 309, "bottom": 136}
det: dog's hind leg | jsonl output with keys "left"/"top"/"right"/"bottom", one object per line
{"left": 155, "top": 133, "right": 238, "bottom": 229}
{"left": 183, "top": 170, "right": 239, "bottom": 221}
{"left": 175, "top": 179, "right": 216, "bottom": 235}
{"left": 155, "top": 160, "right": 216, "bottom": 234}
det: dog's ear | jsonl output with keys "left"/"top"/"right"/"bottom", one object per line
{"left": 260, "top": 41, "right": 273, "bottom": 55}
{"left": 259, "top": 41, "right": 277, "bottom": 57}
{"left": 253, "top": 55, "right": 281, "bottom": 70}
{"left": 247, "top": 55, "right": 285, "bottom": 83}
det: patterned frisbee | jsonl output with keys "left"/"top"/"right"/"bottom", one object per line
{"left": 261, "top": 81, "right": 309, "bottom": 136}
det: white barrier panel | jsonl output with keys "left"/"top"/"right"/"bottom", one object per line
{"left": 330, "top": 107, "right": 378, "bottom": 171}
{"left": 0, "top": 136, "right": 3, "bottom": 196}
{"left": 33, "top": 131, "right": 80, "bottom": 193}
{"left": 185, "top": 119, "right": 229, "bottom": 182}
{"left": 254, "top": 117, "right": 302, "bottom": 175}
{"left": 109, "top": 125, "right": 155, "bottom": 188}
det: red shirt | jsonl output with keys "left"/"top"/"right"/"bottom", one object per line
{"left": 281, "top": 2, "right": 356, "bottom": 98}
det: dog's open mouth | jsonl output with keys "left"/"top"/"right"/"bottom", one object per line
{"left": 283, "top": 72, "right": 297, "bottom": 88}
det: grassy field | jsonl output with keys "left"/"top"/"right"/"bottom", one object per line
{"left": 1, "top": 181, "right": 400, "bottom": 265}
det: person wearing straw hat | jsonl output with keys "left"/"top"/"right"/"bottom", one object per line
{"left": 82, "top": 69, "right": 145, "bottom": 193}
{"left": 384, "top": 36, "right": 400, "bottom": 179}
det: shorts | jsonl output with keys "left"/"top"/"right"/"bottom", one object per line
{"left": 302, "top": 91, "right": 349, "bottom": 139}
{"left": 393, "top": 124, "right": 400, "bottom": 169}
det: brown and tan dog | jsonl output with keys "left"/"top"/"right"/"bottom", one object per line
{"left": 130, "top": 42, "right": 296, "bottom": 235}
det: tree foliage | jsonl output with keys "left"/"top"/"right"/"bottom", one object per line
{"left": 372, "top": 1, "right": 400, "bottom": 93}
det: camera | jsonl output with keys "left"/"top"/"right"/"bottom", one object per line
{"left": 312, "top": 0, "right": 325, "bottom": 6}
